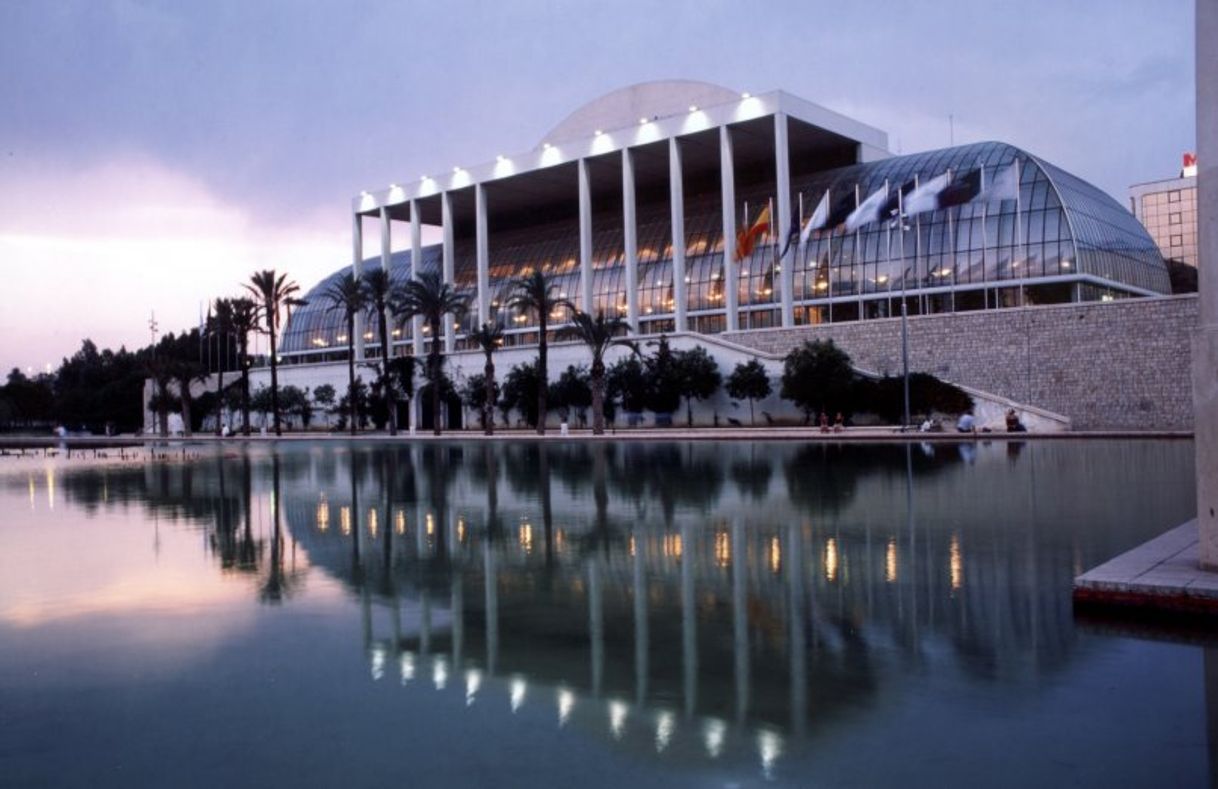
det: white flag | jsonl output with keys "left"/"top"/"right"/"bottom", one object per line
{"left": 902, "top": 172, "right": 951, "bottom": 217}
{"left": 981, "top": 162, "right": 1018, "bottom": 203}
{"left": 799, "top": 189, "right": 830, "bottom": 245}
{"left": 844, "top": 184, "right": 888, "bottom": 233}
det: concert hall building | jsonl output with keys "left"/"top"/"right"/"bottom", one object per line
{"left": 279, "top": 80, "right": 1169, "bottom": 366}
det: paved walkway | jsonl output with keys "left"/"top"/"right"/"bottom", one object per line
{"left": 1074, "top": 520, "right": 1218, "bottom": 614}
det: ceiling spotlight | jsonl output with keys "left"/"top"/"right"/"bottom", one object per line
{"left": 543, "top": 142, "right": 552, "bottom": 150}
{"left": 638, "top": 117, "right": 648, "bottom": 125}
{"left": 594, "top": 129, "right": 603, "bottom": 136}
{"left": 688, "top": 105, "right": 698, "bottom": 112}
{"left": 360, "top": 190, "right": 369, "bottom": 196}
{"left": 496, "top": 154, "right": 507, "bottom": 162}
{"left": 741, "top": 91, "right": 751, "bottom": 99}
{"left": 389, "top": 183, "right": 398, "bottom": 189}
{"left": 453, "top": 166, "right": 462, "bottom": 173}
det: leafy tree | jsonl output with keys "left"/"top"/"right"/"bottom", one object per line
{"left": 505, "top": 270, "right": 572, "bottom": 435}
{"left": 461, "top": 373, "right": 501, "bottom": 430}
{"left": 206, "top": 298, "right": 237, "bottom": 435}
{"left": 320, "top": 273, "right": 369, "bottom": 435}
{"left": 312, "top": 383, "right": 337, "bottom": 413}
{"left": 550, "top": 365, "right": 592, "bottom": 424}
{"left": 780, "top": 339, "right": 854, "bottom": 422}
{"left": 468, "top": 322, "right": 503, "bottom": 435}
{"left": 556, "top": 310, "right": 635, "bottom": 435}
{"left": 362, "top": 268, "right": 400, "bottom": 434}
{"left": 250, "top": 385, "right": 274, "bottom": 427}
{"left": 675, "top": 345, "right": 721, "bottom": 427}
{"left": 228, "top": 297, "right": 260, "bottom": 435}
{"left": 500, "top": 360, "right": 541, "bottom": 428}
{"left": 393, "top": 270, "right": 471, "bottom": 435}
{"left": 607, "top": 356, "right": 648, "bottom": 416}
{"left": 644, "top": 335, "right": 682, "bottom": 421}
{"left": 169, "top": 329, "right": 208, "bottom": 436}
{"left": 278, "top": 385, "right": 313, "bottom": 429}
{"left": 245, "top": 269, "right": 301, "bottom": 436}
{"left": 336, "top": 379, "right": 371, "bottom": 431}
{"left": 726, "top": 359, "right": 772, "bottom": 425}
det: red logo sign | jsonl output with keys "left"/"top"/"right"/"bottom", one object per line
{"left": 1184, "top": 152, "right": 1197, "bottom": 168}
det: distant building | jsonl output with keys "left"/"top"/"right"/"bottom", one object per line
{"left": 1130, "top": 154, "right": 1199, "bottom": 270}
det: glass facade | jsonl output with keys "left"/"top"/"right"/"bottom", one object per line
{"left": 281, "top": 140, "right": 1169, "bottom": 360}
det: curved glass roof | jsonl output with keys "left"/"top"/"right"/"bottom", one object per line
{"left": 282, "top": 140, "right": 1168, "bottom": 357}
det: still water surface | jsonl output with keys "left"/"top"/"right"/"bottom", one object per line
{"left": 0, "top": 439, "right": 1211, "bottom": 787}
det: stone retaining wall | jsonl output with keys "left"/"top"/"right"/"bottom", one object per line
{"left": 724, "top": 295, "right": 1199, "bottom": 431}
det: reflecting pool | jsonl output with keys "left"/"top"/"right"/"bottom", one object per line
{"left": 0, "top": 439, "right": 1211, "bottom": 787}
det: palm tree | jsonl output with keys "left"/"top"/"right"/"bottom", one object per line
{"left": 506, "top": 270, "right": 572, "bottom": 434}
{"left": 557, "top": 310, "right": 635, "bottom": 435}
{"left": 468, "top": 322, "right": 504, "bottom": 436}
{"left": 229, "top": 297, "right": 259, "bottom": 436}
{"left": 207, "top": 298, "right": 236, "bottom": 435}
{"left": 320, "top": 273, "right": 369, "bottom": 435}
{"left": 244, "top": 270, "right": 300, "bottom": 436}
{"left": 393, "top": 270, "right": 471, "bottom": 435}
{"left": 362, "top": 268, "right": 398, "bottom": 435}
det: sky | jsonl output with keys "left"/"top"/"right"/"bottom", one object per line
{"left": 0, "top": 0, "right": 1196, "bottom": 374}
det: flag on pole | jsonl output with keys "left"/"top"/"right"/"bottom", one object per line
{"left": 735, "top": 203, "right": 771, "bottom": 261}
{"left": 980, "top": 161, "right": 1018, "bottom": 203}
{"left": 937, "top": 168, "right": 983, "bottom": 208}
{"left": 882, "top": 179, "right": 917, "bottom": 222}
{"left": 778, "top": 203, "right": 800, "bottom": 260}
{"left": 902, "top": 172, "right": 952, "bottom": 217}
{"left": 844, "top": 183, "right": 889, "bottom": 233}
{"left": 799, "top": 189, "right": 830, "bottom": 245}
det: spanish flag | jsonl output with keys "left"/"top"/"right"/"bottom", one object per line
{"left": 735, "top": 203, "right": 771, "bottom": 261}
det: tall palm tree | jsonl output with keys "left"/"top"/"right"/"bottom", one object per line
{"left": 506, "top": 270, "right": 572, "bottom": 435}
{"left": 468, "top": 322, "right": 503, "bottom": 436}
{"left": 207, "top": 298, "right": 236, "bottom": 435}
{"left": 320, "top": 274, "right": 369, "bottom": 435}
{"left": 362, "top": 268, "right": 398, "bottom": 435}
{"left": 393, "top": 270, "right": 471, "bottom": 435}
{"left": 229, "top": 297, "right": 260, "bottom": 436}
{"left": 557, "top": 310, "right": 635, "bottom": 435}
{"left": 244, "top": 270, "right": 300, "bottom": 436}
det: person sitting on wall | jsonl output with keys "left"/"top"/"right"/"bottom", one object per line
{"left": 819, "top": 412, "right": 830, "bottom": 433}
{"left": 957, "top": 413, "right": 976, "bottom": 433}
{"left": 1005, "top": 408, "right": 1027, "bottom": 432}
{"left": 833, "top": 412, "right": 845, "bottom": 433}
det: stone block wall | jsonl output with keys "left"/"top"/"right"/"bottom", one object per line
{"left": 724, "top": 295, "right": 1199, "bottom": 430}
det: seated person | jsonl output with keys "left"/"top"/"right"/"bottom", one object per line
{"left": 833, "top": 412, "right": 845, "bottom": 432}
{"left": 819, "top": 412, "right": 830, "bottom": 433}
{"left": 957, "top": 413, "right": 976, "bottom": 433}
{"left": 1005, "top": 408, "right": 1026, "bottom": 432}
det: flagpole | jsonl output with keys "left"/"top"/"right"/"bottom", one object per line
{"left": 1015, "top": 158, "right": 1025, "bottom": 307}
{"left": 855, "top": 184, "right": 864, "bottom": 318}
{"left": 797, "top": 191, "right": 804, "bottom": 320}
{"left": 947, "top": 168, "right": 957, "bottom": 313}
{"left": 980, "top": 162, "right": 989, "bottom": 310}
{"left": 914, "top": 174, "right": 925, "bottom": 316}
{"left": 898, "top": 184, "right": 911, "bottom": 432}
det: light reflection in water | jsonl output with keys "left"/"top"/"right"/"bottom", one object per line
{"left": 5, "top": 438, "right": 1203, "bottom": 785}
{"left": 608, "top": 699, "right": 628, "bottom": 739}
{"left": 557, "top": 687, "right": 575, "bottom": 726}
{"left": 654, "top": 710, "right": 675, "bottom": 753}
{"left": 510, "top": 676, "right": 527, "bottom": 713}
{"left": 950, "top": 533, "right": 963, "bottom": 591}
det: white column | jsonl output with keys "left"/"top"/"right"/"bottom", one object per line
{"left": 476, "top": 184, "right": 490, "bottom": 326}
{"left": 442, "top": 191, "right": 456, "bottom": 353}
{"left": 353, "top": 213, "right": 366, "bottom": 360}
{"left": 623, "top": 148, "right": 639, "bottom": 331}
{"left": 720, "top": 126, "right": 739, "bottom": 332}
{"left": 669, "top": 137, "right": 688, "bottom": 332}
{"left": 379, "top": 207, "right": 393, "bottom": 359}
{"left": 410, "top": 200, "right": 423, "bottom": 433}
{"left": 775, "top": 113, "right": 795, "bottom": 328}
{"left": 1196, "top": 0, "right": 1218, "bottom": 568}
{"left": 579, "top": 158, "right": 594, "bottom": 315}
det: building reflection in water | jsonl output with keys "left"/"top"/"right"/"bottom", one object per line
{"left": 22, "top": 437, "right": 1204, "bottom": 781}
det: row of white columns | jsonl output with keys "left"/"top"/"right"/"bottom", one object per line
{"left": 352, "top": 114, "right": 797, "bottom": 358}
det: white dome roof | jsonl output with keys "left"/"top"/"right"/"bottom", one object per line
{"left": 540, "top": 80, "right": 740, "bottom": 146}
